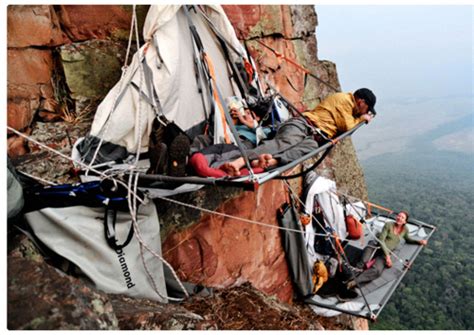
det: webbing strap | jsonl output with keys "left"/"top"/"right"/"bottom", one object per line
{"left": 183, "top": 6, "right": 212, "bottom": 122}
{"left": 195, "top": 5, "right": 245, "bottom": 57}
{"left": 141, "top": 56, "right": 165, "bottom": 120}
{"left": 194, "top": 5, "right": 250, "bottom": 101}
{"left": 203, "top": 52, "right": 231, "bottom": 144}
{"left": 254, "top": 39, "right": 340, "bottom": 93}
{"left": 210, "top": 60, "right": 254, "bottom": 175}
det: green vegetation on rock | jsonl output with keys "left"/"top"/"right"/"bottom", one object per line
{"left": 59, "top": 40, "right": 125, "bottom": 100}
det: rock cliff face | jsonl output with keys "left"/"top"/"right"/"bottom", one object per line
{"left": 7, "top": 5, "right": 368, "bottom": 330}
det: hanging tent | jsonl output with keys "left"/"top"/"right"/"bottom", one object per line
{"left": 279, "top": 173, "right": 436, "bottom": 320}
{"left": 75, "top": 5, "right": 254, "bottom": 166}
{"left": 71, "top": 4, "right": 369, "bottom": 193}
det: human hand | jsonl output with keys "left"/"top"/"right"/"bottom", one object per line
{"left": 230, "top": 108, "right": 241, "bottom": 119}
{"left": 419, "top": 240, "right": 427, "bottom": 246}
{"left": 362, "top": 113, "right": 373, "bottom": 123}
{"left": 385, "top": 255, "right": 392, "bottom": 268}
{"left": 237, "top": 109, "right": 256, "bottom": 128}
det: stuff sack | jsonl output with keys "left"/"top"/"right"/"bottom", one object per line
{"left": 25, "top": 201, "right": 168, "bottom": 302}
{"left": 345, "top": 214, "right": 362, "bottom": 240}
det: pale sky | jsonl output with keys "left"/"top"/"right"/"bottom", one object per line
{"left": 315, "top": 5, "right": 473, "bottom": 102}
{"left": 315, "top": 5, "right": 473, "bottom": 158}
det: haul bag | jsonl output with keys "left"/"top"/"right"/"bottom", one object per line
{"left": 25, "top": 201, "right": 168, "bottom": 302}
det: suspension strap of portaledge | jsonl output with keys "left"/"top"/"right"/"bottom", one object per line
{"left": 140, "top": 55, "right": 168, "bottom": 126}
{"left": 216, "top": 32, "right": 249, "bottom": 99}
{"left": 332, "top": 231, "right": 374, "bottom": 318}
{"left": 194, "top": 5, "right": 250, "bottom": 100}
{"left": 206, "top": 55, "right": 254, "bottom": 175}
{"left": 341, "top": 195, "right": 348, "bottom": 218}
{"left": 183, "top": 5, "right": 212, "bottom": 126}
{"left": 255, "top": 95, "right": 277, "bottom": 134}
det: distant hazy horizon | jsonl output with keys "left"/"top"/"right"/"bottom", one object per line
{"left": 314, "top": 5, "right": 473, "bottom": 160}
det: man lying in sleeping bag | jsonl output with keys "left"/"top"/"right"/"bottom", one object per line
{"left": 220, "top": 88, "right": 376, "bottom": 176}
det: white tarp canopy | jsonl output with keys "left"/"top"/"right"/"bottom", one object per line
{"left": 77, "top": 5, "right": 248, "bottom": 164}
{"left": 302, "top": 173, "right": 367, "bottom": 265}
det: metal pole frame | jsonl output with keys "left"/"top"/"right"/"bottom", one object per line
{"left": 306, "top": 214, "right": 436, "bottom": 321}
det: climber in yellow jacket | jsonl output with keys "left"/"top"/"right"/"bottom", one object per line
{"left": 220, "top": 88, "right": 376, "bottom": 176}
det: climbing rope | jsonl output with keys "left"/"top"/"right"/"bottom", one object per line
{"left": 127, "top": 172, "right": 189, "bottom": 301}
{"left": 17, "top": 170, "right": 58, "bottom": 186}
{"left": 85, "top": 5, "right": 142, "bottom": 172}
{"left": 155, "top": 194, "right": 329, "bottom": 238}
{"left": 10, "top": 125, "right": 191, "bottom": 300}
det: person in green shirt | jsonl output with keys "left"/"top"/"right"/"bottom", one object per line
{"left": 348, "top": 211, "right": 427, "bottom": 288}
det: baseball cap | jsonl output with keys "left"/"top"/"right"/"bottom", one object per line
{"left": 354, "top": 88, "right": 376, "bottom": 115}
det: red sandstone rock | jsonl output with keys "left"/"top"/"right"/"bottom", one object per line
{"left": 223, "top": 5, "right": 292, "bottom": 39}
{"left": 7, "top": 99, "right": 37, "bottom": 131}
{"left": 56, "top": 5, "right": 133, "bottom": 41}
{"left": 7, "top": 49, "right": 55, "bottom": 130}
{"left": 223, "top": 5, "right": 307, "bottom": 111}
{"left": 163, "top": 179, "right": 294, "bottom": 303}
{"left": 223, "top": 5, "right": 261, "bottom": 39}
{"left": 245, "top": 37, "right": 307, "bottom": 110}
{"left": 7, "top": 135, "right": 28, "bottom": 158}
{"left": 7, "top": 49, "right": 53, "bottom": 87}
{"left": 7, "top": 5, "right": 67, "bottom": 48}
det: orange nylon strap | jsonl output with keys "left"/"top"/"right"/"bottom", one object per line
{"left": 366, "top": 201, "right": 394, "bottom": 215}
{"left": 143, "top": 42, "right": 150, "bottom": 55}
{"left": 243, "top": 59, "right": 254, "bottom": 84}
{"left": 332, "top": 233, "right": 345, "bottom": 271}
{"left": 203, "top": 52, "right": 231, "bottom": 144}
{"left": 367, "top": 203, "right": 372, "bottom": 217}
{"left": 248, "top": 37, "right": 339, "bottom": 92}
{"left": 267, "top": 45, "right": 309, "bottom": 75}
{"left": 280, "top": 53, "right": 311, "bottom": 75}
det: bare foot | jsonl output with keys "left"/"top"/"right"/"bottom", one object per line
{"left": 220, "top": 162, "right": 241, "bottom": 176}
{"left": 220, "top": 157, "right": 247, "bottom": 176}
{"left": 252, "top": 154, "right": 278, "bottom": 169}
{"left": 251, "top": 159, "right": 260, "bottom": 168}
{"left": 265, "top": 158, "right": 278, "bottom": 168}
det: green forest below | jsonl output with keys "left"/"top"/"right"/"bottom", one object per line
{"left": 361, "top": 150, "right": 473, "bottom": 330}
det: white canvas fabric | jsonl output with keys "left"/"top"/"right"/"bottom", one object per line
{"left": 25, "top": 201, "right": 168, "bottom": 302}
{"left": 308, "top": 297, "right": 380, "bottom": 317}
{"left": 345, "top": 201, "right": 367, "bottom": 221}
{"left": 85, "top": 5, "right": 243, "bottom": 161}
{"left": 303, "top": 175, "right": 347, "bottom": 263}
